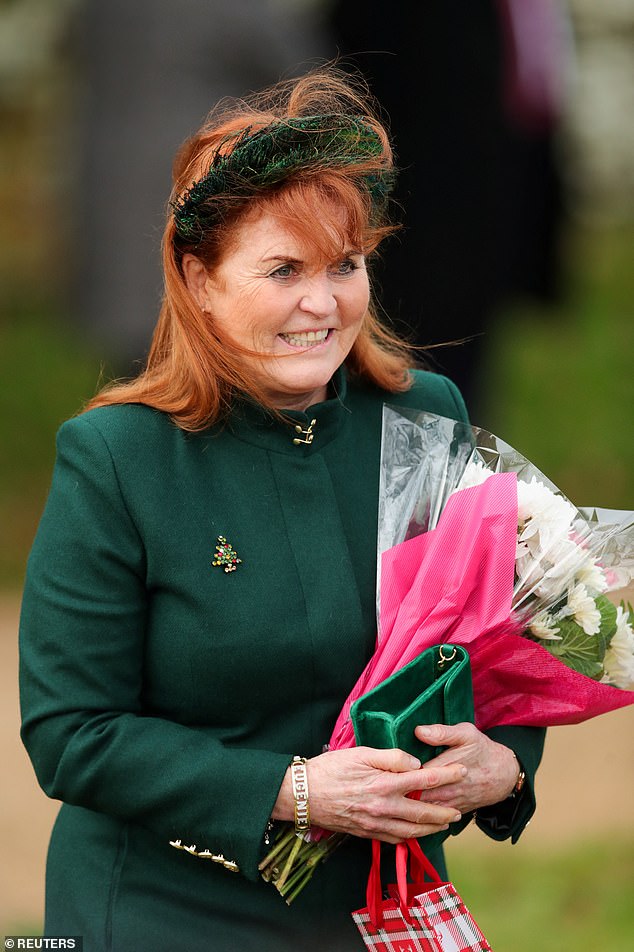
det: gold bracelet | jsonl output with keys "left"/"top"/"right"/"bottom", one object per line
{"left": 290, "top": 756, "right": 311, "bottom": 833}
{"left": 511, "top": 754, "right": 526, "bottom": 797}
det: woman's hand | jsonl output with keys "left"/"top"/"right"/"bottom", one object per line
{"left": 272, "top": 746, "right": 466, "bottom": 844}
{"left": 414, "top": 723, "right": 520, "bottom": 814}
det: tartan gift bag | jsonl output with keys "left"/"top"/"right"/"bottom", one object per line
{"left": 352, "top": 839, "right": 492, "bottom": 952}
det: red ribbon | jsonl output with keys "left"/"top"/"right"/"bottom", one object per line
{"left": 367, "top": 838, "right": 441, "bottom": 929}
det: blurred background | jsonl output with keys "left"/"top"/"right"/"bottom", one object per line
{"left": 1, "top": 1, "right": 632, "bottom": 947}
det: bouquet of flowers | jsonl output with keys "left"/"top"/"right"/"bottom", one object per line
{"left": 260, "top": 407, "right": 634, "bottom": 901}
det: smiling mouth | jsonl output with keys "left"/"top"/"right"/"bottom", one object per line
{"left": 279, "top": 329, "right": 331, "bottom": 348}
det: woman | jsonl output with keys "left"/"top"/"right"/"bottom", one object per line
{"left": 20, "top": 68, "right": 544, "bottom": 951}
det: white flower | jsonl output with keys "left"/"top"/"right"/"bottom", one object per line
{"left": 575, "top": 557, "right": 609, "bottom": 595}
{"left": 603, "top": 606, "right": 634, "bottom": 689}
{"left": 517, "top": 478, "right": 576, "bottom": 546}
{"left": 603, "top": 566, "right": 633, "bottom": 591}
{"left": 456, "top": 460, "right": 492, "bottom": 491}
{"left": 517, "top": 476, "right": 576, "bottom": 528}
{"left": 567, "top": 583, "right": 601, "bottom": 636}
{"left": 515, "top": 537, "right": 583, "bottom": 603}
{"left": 529, "top": 611, "right": 561, "bottom": 641}
{"left": 515, "top": 556, "right": 563, "bottom": 602}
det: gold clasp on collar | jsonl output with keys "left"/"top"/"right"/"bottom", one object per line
{"left": 292, "top": 419, "right": 317, "bottom": 445}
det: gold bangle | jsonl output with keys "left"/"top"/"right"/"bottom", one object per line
{"left": 290, "top": 756, "right": 310, "bottom": 833}
{"left": 511, "top": 755, "right": 526, "bottom": 797}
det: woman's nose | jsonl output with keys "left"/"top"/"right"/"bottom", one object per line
{"left": 298, "top": 274, "right": 336, "bottom": 317}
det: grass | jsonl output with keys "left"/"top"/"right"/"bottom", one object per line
{"left": 479, "top": 223, "right": 634, "bottom": 508}
{"left": 0, "top": 306, "right": 104, "bottom": 586}
{"left": 446, "top": 837, "right": 634, "bottom": 952}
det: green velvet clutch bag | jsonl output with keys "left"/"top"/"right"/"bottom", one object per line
{"left": 350, "top": 644, "right": 474, "bottom": 849}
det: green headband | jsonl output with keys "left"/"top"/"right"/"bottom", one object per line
{"left": 171, "top": 114, "right": 394, "bottom": 243}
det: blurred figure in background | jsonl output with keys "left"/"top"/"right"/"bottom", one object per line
{"left": 72, "top": 0, "right": 331, "bottom": 371}
{"left": 328, "top": 0, "right": 572, "bottom": 415}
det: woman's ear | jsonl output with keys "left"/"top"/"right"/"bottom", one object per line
{"left": 182, "top": 254, "right": 212, "bottom": 311}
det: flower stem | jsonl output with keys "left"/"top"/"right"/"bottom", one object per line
{"left": 258, "top": 826, "right": 297, "bottom": 877}
{"left": 284, "top": 865, "right": 317, "bottom": 905}
{"left": 259, "top": 824, "right": 348, "bottom": 904}
{"left": 273, "top": 833, "right": 304, "bottom": 892}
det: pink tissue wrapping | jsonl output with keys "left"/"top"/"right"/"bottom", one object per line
{"left": 329, "top": 472, "right": 634, "bottom": 751}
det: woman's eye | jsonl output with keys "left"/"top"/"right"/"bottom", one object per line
{"left": 331, "top": 258, "right": 359, "bottom": 276}
{"left": 270, "top": 264, "right": 296, "bottom": 279}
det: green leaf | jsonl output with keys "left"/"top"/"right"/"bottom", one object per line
{"left": 547, "top": 615, "right": 605, "bottom": 680}
{"left": 596, "top": 594, "right": 618, "bottom": 651}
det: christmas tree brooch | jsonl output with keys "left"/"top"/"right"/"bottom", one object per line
{"left": 212, "top": 536, "right": 243, "bottom": 573}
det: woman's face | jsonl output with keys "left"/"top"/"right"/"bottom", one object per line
{"left": 191, "top": 210, "right": 370, "bottom": 410}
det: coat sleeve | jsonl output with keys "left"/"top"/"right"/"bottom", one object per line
{"left": 19, "top": 415, "right": 291, "bottom": 882}
{"left": 474, "top": 724, "right": 545, "bottom": 842}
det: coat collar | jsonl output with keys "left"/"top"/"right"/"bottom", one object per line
{"left": 223, "top": 367, "right": 351, "bottom": 455}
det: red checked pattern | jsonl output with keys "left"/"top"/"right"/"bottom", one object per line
{"left": 353, "top": 839, "right": 493, "bottom": 951}
{"left": 352, "top": 902, "right": 440, "bottom": 952}
{"left": 353, "top": 885, "right": 492, "bottom": 951}
{"left": 413, "top": 885, "right": 492, "bottom": 952}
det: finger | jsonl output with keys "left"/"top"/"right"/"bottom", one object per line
{"left": 382, "top": 801, "right": 462, "bottom": 843}
{"left": 422, "top": 747, "right": 472, "bottom": 770}
{"left": 401, "top": 798, "right": 462, "bottom": 828}
{"left": 359, "top": 746, "right": 422, "bottom": 773}
{"left": 379, "top": 822, "right": 449, "bottom": 845}
{"left": 364, "top": 804, "right": 460, "bottom": 844}
{"left": 375, "top": 821, "right": 449, "bottom": 845}
{"left": 415, "top": 722, "right": 477, "bottom": 747}
{"left": 396, "top": 762, "right": 467, "bottom": 796}
{"left": 417, "top": 783, "right": 468, "bottom": 807}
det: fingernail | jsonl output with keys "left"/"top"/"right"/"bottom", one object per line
{"left": 460, "top": 766, "right": 468, "bottom": 777}
{"left": 453, "top": 813, "right": 462, "bottom": 822}
{"left": 409, "top": 757, "right": 422, "bottom": 769}
{"left": 418, "top": 726, "right": 433, "bottom": 737}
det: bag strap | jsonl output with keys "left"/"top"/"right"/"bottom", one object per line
{"left": 398, "top": 838, "right": 442, "bottom": 887}
{"left": 367, "top": 839, "right": 383, "bottom": 927}
{"left": 367, "top": 838, "right": 442, "bottom": 928}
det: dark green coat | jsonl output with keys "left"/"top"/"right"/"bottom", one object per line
{"left": 20, "top": 369, "right": 544, "bottom": 951}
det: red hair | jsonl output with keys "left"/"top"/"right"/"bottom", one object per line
{"left": 85, "top": 68, "right": 415, "bottom": 430}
